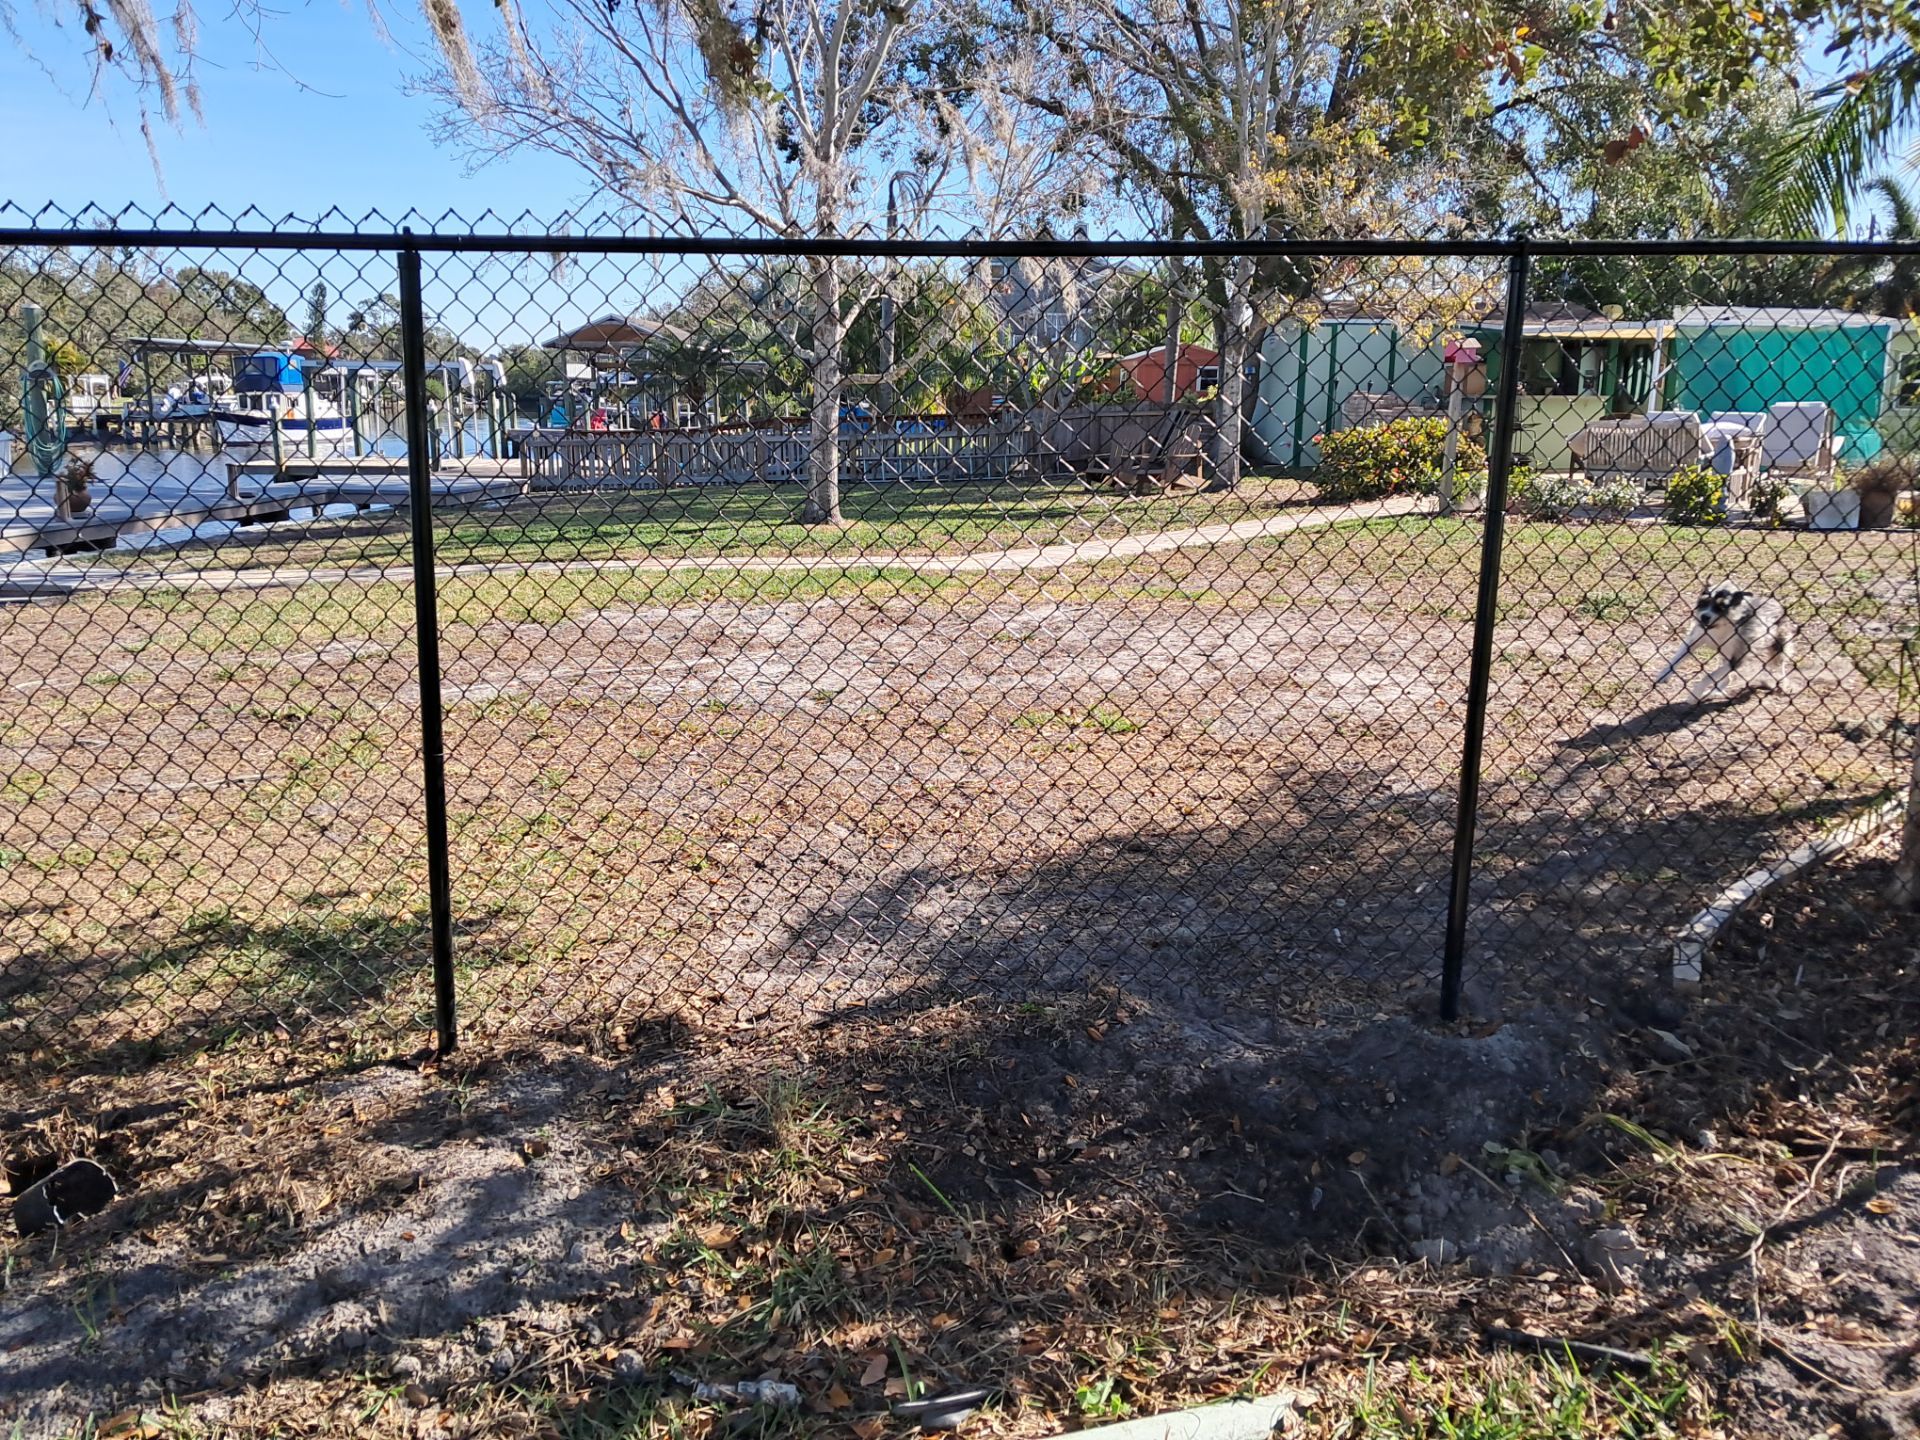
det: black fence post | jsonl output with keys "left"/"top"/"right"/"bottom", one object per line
{"left": 398, "top": 238, "right": 459, "bottom": 1055}
{"left": 1439, "top": 240, "right": 1532, "bottom": 1023}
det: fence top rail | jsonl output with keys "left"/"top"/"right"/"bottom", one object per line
{"left": 2, "top": 227, "right": 1919, "bottom": 260}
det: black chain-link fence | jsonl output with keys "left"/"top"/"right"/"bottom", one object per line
{"left": 2, "top": 211, "right": 1915, "bottom": 1069}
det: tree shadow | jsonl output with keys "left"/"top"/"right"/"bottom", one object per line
{"left": 1, "top": 903, "right": 503, "bottom": 1083}
{"left": 6, "top": 828, "right": 1909, "bottom": 1437}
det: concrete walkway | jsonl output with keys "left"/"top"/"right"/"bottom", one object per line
{"left": 4, "top": 494, "right": 1432, "bottom": 599}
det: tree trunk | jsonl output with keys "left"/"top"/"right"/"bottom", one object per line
{"left": 1892, "top": 734, "right": 1920, "bottom": 907}
{"left": 803, "top": 257, "right": 844, "bottom": 525}
{"left": 1206, "top": 259, "right": 1253, "bottom": 493}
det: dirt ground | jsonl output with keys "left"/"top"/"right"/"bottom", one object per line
{"left": 3, "top": 513, "right": 1909, "bottom": 1058}
{"left": 2, "top": 503, "right": 1915, "bottom": 1436}
{"left": 3, "top": 840, "right": 1915, "bottom": 1439}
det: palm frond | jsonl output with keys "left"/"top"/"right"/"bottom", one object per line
{"left": 1862, "top": 175, "right": 1920, "bottom": 242}
{"left": 1744, "top": 47, "right": 1918, "bottom": 236}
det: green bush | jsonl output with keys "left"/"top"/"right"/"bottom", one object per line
{"left": 1665, "top": 464, "right": 1726, "bottom": 526}
{"left": 1748, "top": 476, "right": 1795, "bottom": 529}
{"left": 1512, "top": 468, "right": 1586, "bottom": 520}
{"left": 1587, "top": 477, "right": 1642, "bottom": 521}
{"left": 1310, "top": 417, "right": 1484, "bottom": 503}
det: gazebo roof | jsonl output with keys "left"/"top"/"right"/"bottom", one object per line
{"left": 120, "top": 336, "right": 277, "bottom": 358}
{"left": 540, "top": 315, "right": 691, "bottom": 351}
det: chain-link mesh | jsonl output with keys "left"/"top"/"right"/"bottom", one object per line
{"left": 2, "top": 209, "right": 1914, "bottom": 1069}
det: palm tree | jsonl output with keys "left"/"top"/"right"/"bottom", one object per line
{"left": 1807, "top": 177, "right": 1920, "bottom": 316}
{"left": 1746, "top": 44, "right": 1920, "bottom": 235}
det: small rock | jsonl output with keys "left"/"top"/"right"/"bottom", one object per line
{"left": 1563, "top": 1187, "right": 1606, "bottom": 1222}
{"left": 337, "top": 1326, "right": 369, "bottom": 1352}
{"left": 392, "top": 1354, "right": 423, "bottom": 1382}
{"left": 1585, "top": 1227, "right": 1647, "bottom": 1293}
{"left": 488, "top": 1348, "right": 517, "bottom": 1378}
{"left": 1411, "top": 1238, "right": 1459, "bottom": 1265}
{"left": 404, "top": 1383, "right": 432, "bottom": 1408}
{"left": 1644, "top": 1028, "right": 1693, "bottom": 1064}
{"left": 614, "top": 1350, "right": 649, "bottom": 1384}
{"left": 473, "top": 1320, "right": 505, "bottom": 1353}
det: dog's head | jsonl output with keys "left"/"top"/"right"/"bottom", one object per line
{"left": 1695, "top": 582, "right": 1748, "bottom": 627}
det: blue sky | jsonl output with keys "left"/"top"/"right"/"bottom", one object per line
{"left": 1, "top": 8, "right": 1909, "bottom": 351}
{"left": 0, "top": 2, "right": 580, "bottom": 221}
{"left": 0, "top": 3, "right": 674, "bottom": 347}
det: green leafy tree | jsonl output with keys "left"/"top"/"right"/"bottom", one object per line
{"left": 304, "top": 281, "right": 330, "bottom": 349}
{"left": 1, "top": 250, "right": 293, "bottom": 426}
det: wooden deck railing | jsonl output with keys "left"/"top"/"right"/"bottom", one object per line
{"left": 518, "top": 420, "right": 1036, "bottom": 490}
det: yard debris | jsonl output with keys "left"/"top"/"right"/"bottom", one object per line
{"left": 1642, "top": 1028, "right": 1693, "bottom": 1064}
{"left": 1039, "top": 1391, "right": 1310, "bottom": 1440}
{"left": 11, "top": 1157, "right": 117, "bottom": 1235}
{"left": 671, "top": 1371, "right": 801, "bottom": 1408}
{"left": 1481, "top": 1324, "right": 1657, "bottom": 1370}
{"left": 893, "top": 1385, "right": 994, "bottom": 1431}
{"left": 1581, "top": 1227, "right": 1646, "bottom": 1293}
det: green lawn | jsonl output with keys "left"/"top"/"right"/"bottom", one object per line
{"left": 62, "top": 512, "right": 1916, "bottom": 670}
{"left": 102, "top": 476, "right": 1317, "bottom": 575}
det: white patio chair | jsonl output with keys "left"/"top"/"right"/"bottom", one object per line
{"left": 1760, "top": 402, "right": 1835, "bottom": 483}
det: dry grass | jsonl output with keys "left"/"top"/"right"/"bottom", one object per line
{"left": 3, "top": 502, "right": 1914, "bottom": 1438}
{"left": 4, "top": 514, "right": 1911, "bottom": 1065}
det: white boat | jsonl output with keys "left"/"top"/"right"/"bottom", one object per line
{"left": 212, "top": 351, "right": 353, "bottom": 460}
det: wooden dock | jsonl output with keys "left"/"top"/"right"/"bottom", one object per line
{"left": 224, "top": 455, "right": 525, "bottom": 484}
{"left": 0, "top": 457, "right": 528, "bottom": 559}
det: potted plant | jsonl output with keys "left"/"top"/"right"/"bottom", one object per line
{"left": 1803, "top": 462, "right": 1860, "bottom": 530}
{"left": 1747, "top": 475, "right": 1795, "bottom": 529}
{"left": 60, "top": 457, "right": 94, "bottom": 516}
{"left": 1849, "top": 457, "right": 1911, "bottom": 529}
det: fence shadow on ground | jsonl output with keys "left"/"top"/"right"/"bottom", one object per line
{"left": 5, "top": 840, "right": 1911, "bottom": 1435}
{"left": 1, "top": 905, "right": 450, "bottom": 1081}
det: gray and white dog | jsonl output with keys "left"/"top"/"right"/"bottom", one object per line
{"left": 1652, "top": 582, "right": 1799, "bottom": 699}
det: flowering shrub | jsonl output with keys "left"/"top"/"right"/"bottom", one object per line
{"left": 1665, "top": 464, "right": 1726, "bottom": 527}
{"left": 1586, "top": 477, "right": 1642, "bottom": 521}
{"left": 1512, "top": 468, "right": 1586, "bottom": 520}
{"left": 1310, "top": 417, "right": 1484, "bottom": 503}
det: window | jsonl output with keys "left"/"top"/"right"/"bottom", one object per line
{"left": 1897, "top": 351, "right": 1920, "bottom": 408}
{"left": 1520, "top": 340, "right": 1570, "bottom": 395}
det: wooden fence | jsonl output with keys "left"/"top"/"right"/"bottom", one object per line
{"left": 516, "top": 407, "right": 1212, "bottom": 491}
{"left": 519, "top": 419, "right": 1037, "bottom": 491}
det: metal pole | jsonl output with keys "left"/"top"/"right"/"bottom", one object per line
{"left": 399, "top": 242, "right": 459, "bottom": 1055}
{"left": 1439, "top": 241, "right": 1531, "bottom": 1023}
